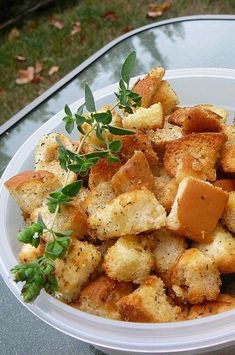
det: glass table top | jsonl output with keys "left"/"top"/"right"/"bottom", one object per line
{"left": 1, "top": 15, "right": 235, "bottom": 355}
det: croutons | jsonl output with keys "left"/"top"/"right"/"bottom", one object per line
{"left": 4, "top": 170, "right": 60, "bottom": 217}
{"left": 193, "top": 225, "right": 235, "bottom": 274}
{"left": 168, "top": 107, "right": 190, "bottom": 126}
{"left": 118, "top": 275, "right": 183, "bottom": 322}
{"left": 133, "top": 67, "right": 165, "bottom": 108}
{"left": 88, "top": 159, "right": 121, "bottom": 190}
{"left": 164, "top": 132, "right": 226, "bottom": 182}
{"left": 188, "top": 294, "right": 235, "bottom": 319}
{"left": 55, "top": 240, "right": 101, "bottom": 302}
{"left": 181, "top": 106, "right": 222, "bottom": 134}
{"left": 119, "top": 131, "right": 159, "bottom": 169}
{"left": 151, "top": 80, "right": 179, "bottom": 115}
{"left": 152, "top": 228, "right": 187, "bottom": 285}
{"left": 147, "top": 121, "right": 182, "bottom": 161}
{"left": 88, "top": 188, "right": 166, "bottom": 240}
{"left": 18, "top": 243, "right": 45, "bottom": 264}
{"left": 200, "top": 104, "right": 228, "bottom": 123}
{"left": 220, "top": 125, "right": 235, "bottom": 173}
{"left": 222, "top": 191, "right": 235, "bottom": 233}
{"left": 84, "top": 182, "right": 116, "bottom": 216}
{"left": 72, "top": 274, "right": 133, "bottom": 320}
{"left": 30, "top": 202, "right": 87, "bottom": 241}
{"left": 166, "top": 177, "right": 228, "bottom": 243}
{"left": 154, "top": 177, "right": 178, "bottom": 212}
{"left": 111, "top": 151, "right": 156, "bottom": 194}
{"left": 123, "top": 103, "right": 164, "bottom": 130}
{"left": 170, "top": 248, "right": 221, "bottom": 304}
{"left": 213, "top": 179, "right": 235, "bottom": 192}
{"left": 103, "top": 235, "right": 154, "bottom": 284}
{"left": 35, "top": 133, "right": 77, "bottom": 185}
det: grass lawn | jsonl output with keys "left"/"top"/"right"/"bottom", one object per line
{"left": 0, "top": 0, "right": 235, "bottom": 124}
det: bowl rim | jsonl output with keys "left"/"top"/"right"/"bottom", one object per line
{"left": 1, "top": 67, "right": 235, "bottom": 353}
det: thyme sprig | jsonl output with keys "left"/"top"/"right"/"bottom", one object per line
{"left": 11, "top": 51, "right": 141, "bottom": 302}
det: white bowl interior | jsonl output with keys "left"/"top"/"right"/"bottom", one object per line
{"left": 1, "top": 68, "right": 235, "bottom": 354}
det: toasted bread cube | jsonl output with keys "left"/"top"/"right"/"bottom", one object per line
{"left": 171, "top": 248, "right": 221, "bottom": 304}
{"left": 72, "top": 275, "right": 133, "bottom": 320}
{"left": 200, "top": 105, "right": 228, "bottom": 123}
{"left": 213, "top": 179, "right": 235, "bottom": 192}
{"left": 84, "top": 182, "right": 116, "bottom": 216}
{"left": 164, "top": 132, "right": 226, "bottom": 182}
{"left": 133, "top": 67, "right": 165, "bottom": 108}
{"left": 111, "top": 151, "right": 155, "bottom": 194}
{"left": 193, "top": 225, "right": 235, "bottom": 274}
{"left": 35, "top": 133, "right": 77, "bottom": 185}
{"left": 147, "top": 121, "right": 183, "bottom": 160}
{"left": 118, "top": 275, "right": 183, "bottom": 322}
{"left": 155, "top": 177, "right": 178, "bottom": 212}
{"left": 221, "top": 142, "right": 235, "bottom": 173}
{"left": 55, "top": 240, "right": 101, "bottom": 302}
{"left": 5, "top": 170, "right": 60, "bottom": 217}
{"left": 30, "top": 202, "right": 87, "bottom": 242}
{"left": 103, "top": 235, "right": 154, "bottom": 284}
{"left": 123, "top": 103, "right": 164, "bottom": 130}
{"left": 181, "top": 106, "right": 222, "bottom": 134}
{"left": 88, "top": 188, "right": 166, "bottom": 240}
{"left": 18, "top": 243, "right": 45, "bottom": 264}
{"left": 222, "top": 191, "right": 235, "bottom": 233}
{"left": 167, "top": 177, "right": 228, "bottom": 243}
{"left": 188, "top": 294, "right": 235, "bottom": 319}
{"left": 151, "top": 80, "right": 179, "bottom": 115}
{"left": 152, "top": 228, "right": 187, "bottom": 285}
{"left": 119, "top": 131, "right": 159, "bottom": 169}
{"left": 168, "top": 107, "right": 190, "bottom": 126}
{"left": 88, "top": 158, "right": 121, "bottom": 189}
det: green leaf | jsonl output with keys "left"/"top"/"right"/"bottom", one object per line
{"left": 63, "top": 117, "right": 74, "bottom": 134}
{"left": 54, "top": 230, "right": 72, "bottom": 237}
{"left": 77, "top": 103, "right": 85, "bottom": 115}
{"left": 45, "top": 241, "right": 64, "bottom": 260}
{"left": 82, "top": 150, "right": 109, "bottom": 159}
{"left": 67, "top": 164, "right": 82, "bottom": 174}
{"left": 109, "top": 140, "right": 123, "bottom": 153}
{"left": 119, "top": 78, "right": 126, "bottom": 90}
{"left": 93, "top": 111, "right": 112, "bottom": 125}
{"left": 75, "top": 114, "right": 86, "bottom": 126}
{"left": 61, "top": 180, "right": 83, "bottom": 197}
{"left": 107, "top": 154, "right": 120, "bottom": 164}
{"left": 95, "top": 123, "right": 104, "bottom": 141}
{"left": 37, "top": 213, "right": 46, "bottom": 229}
{"left": 17, "top": 222, "right": 43, "bottom": 248}
{"left": 64, "top": 104, "right": 72, "bottom": 117}
{"left": 77, "top": 125, "right": 86, "bottom": 135}
{"left": 85, "top": 83, "right": 96, "bottom": 113}
{"left": 121, "top": 51, "right": 136, "bottom": 86}
{"left": 108, "top": 125, "right": 135, "bottom": 135}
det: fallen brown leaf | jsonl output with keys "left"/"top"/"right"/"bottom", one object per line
{"left": 35, "top": 61, "right": 43, "bottom": 74}
{"left": 147, "top": 1, "right": 171, "bottom": 19}
{"left": 103, "top": 10, "right": 118, "bottom": 22}
{"left": 48, "top": 66, "right": 59, "bottom": 76}
{"left": 0, "top": 87, "right": 5, "bottom": 96}
{"left": 15, "top": 55, "right": 26, "bottom": 62}
{"left": 71, "top": 21, "right": 81, "bottom": 36}
{"left": 49, "top": 17, "right": 64, "bottom": 29}
{"left": 16, "top": 67, "right": 35, "bottom": 85}
{"left": 8, "top": 28, "right": 20, "bottom": 41}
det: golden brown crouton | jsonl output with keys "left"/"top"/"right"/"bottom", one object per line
{"left": 200, "top": 105, "right": 228, "bottom": 123}
{"left": 188, "top": 294, "right": 235, "bottom": 319}
{"left": 5, "top": 170, "right": 60, "bottom": 217}
{"left": 164, "top": 132, "right": 226, "bottom": 182}
{"left": 166, "top": 177, "right": 228, "bottom": 243}
{"left": 193, "top": 225, "right": 235, "bottom": 274}
{"left": 152, "top": 228, "right": 187, "bottom": 285}
{"left": 83, "top": 182, "right": 116, "bottom": 216}
{"left": 103, "top": 235, "right": 154, "bottom": 284}
{"left": 181, "top": 106, "right": 222, "bottom": 134}
{"left": 88, "top": 188, "right": 166, "bottom": 240}
{"left": 168, "top": 107, "right": 190, "bottom": 126}
{"left": 170, "top": 248, "right": 221, "bottom": 304}
{"left": 30, "top": 202, "right": 87, "bottom": 242}
{"left": 147, "top": 121, "right": 182, "bottom": 161}
{"left": 133, "top": 67, "right": 165, "bottom": 108}
{"left": 222, "top": 191, "right": 235, "bottom": 233}
{"left": 35, "top": 133, "right": 78, "bottom": 185}
{"left": 119, "top": 131, "right": 159, "bottom": 169}
{"left": 72, "top": 274, "right": 133, "bottom": 320}
{"left": 55, "top": 240, "right": 101, "bottom": 302}
{"left": 118, "top": 275, "right": 183, "bottom": 322}
{"left": 111, "top": 151, "right": 156, "bottom": 194}
{"left": 88, "top": 159, "right": 121, "bottom": 189}
{"left": 220, "top": 125, "right": 235, "bottom": 173}
{"left": 213, "top": 179, "right": 235, "bottom": 192}
{"left": 151, "top": 80, "right": 179, "bottom": 115}
{"left": 18, "top": 243, "right": 45, "bottom": 264}
{"left": 154, "top": 177, "right": 178, "bottom": 212}
{"left": 123, "top": 103, "right": 164, "bottom": 130}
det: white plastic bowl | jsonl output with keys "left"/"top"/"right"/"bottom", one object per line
{"left": 1, "top": 68, "right": 235, "bottom": 355}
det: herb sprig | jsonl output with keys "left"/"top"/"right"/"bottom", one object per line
{"left": 11, "top": 51, "right": 141, "bottom": 302}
